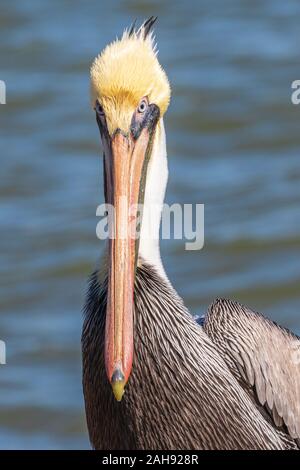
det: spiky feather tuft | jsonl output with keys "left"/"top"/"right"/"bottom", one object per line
{"left": 90, "top": 18, "right": 171, "bottom": 134}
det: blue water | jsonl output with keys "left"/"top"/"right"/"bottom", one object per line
{"left": 0, "top": 0, "right": 299, "bottom": 449}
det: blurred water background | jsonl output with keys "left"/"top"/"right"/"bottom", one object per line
{"left": 0, "top": 0, "right": 299, "bottom": 449}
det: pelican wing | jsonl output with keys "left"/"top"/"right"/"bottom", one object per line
{"left": 203, "top": 299, "right": 300, "bottom": 441}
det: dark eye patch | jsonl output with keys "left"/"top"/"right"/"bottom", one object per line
{"left": 95, "top": 100, "right": 105, "bottom": 116}
{"left": 130, "top": 103, "right": 160, "bottom": 140}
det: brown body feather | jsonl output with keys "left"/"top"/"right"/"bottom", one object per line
{"left": 82, "top": 262, "right": 298, "bottom": 450}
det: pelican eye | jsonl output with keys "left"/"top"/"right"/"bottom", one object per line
{"left": 137, "top": 98, "right": 148, "bottom": 114}
{"left": 95, "top": 100, "right": 105, "bottom": 116}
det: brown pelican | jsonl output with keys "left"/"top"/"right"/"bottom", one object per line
{"left": 82, "top": 18, "right": 300, "bottom": 450}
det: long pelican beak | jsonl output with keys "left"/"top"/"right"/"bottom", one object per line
{"left": 96, "top": 103, "right": 160, "bottom": 401}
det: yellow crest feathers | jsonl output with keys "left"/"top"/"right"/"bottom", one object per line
{"left": 90, "top": 18, "right": 171, "bottom": 134}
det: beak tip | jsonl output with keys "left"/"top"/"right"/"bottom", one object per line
{"left": 111, "top": 368, "right": 126, "bottom": 402}
{"left": 112, "top": 381, "right": 125, "bottom": 402}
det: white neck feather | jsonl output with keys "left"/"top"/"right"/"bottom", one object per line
{"left": 138, "top": 118, "right": 168, "bottom": 280}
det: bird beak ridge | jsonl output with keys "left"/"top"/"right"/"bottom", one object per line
{"left": 104, "top": 128, "right": 150, "bottom": 401}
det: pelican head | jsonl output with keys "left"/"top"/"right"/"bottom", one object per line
{"left": 90, "top": 18, "right": 171, "bottom": 401}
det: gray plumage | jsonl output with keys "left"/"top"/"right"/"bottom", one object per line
{"left": 82, "top": 261, "right": 300, "bottom": 450}
{"left": 204, "top": 298, "right": 300, "bottom": 444}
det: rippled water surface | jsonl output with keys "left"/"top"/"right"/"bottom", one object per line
{"left": 0, "top": 0, "right": 299, "bottom": 449}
